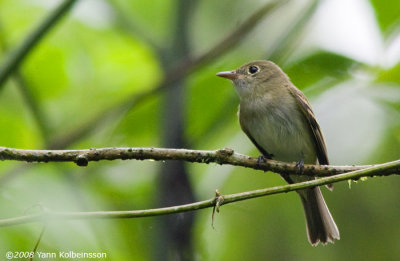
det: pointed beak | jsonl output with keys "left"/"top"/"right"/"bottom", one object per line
{"left": 216, "top": 70, "right": 238, "bottom": 80}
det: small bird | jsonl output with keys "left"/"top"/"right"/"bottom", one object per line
{"left": 216, "top": 60, "right": 339, "bottom": 246}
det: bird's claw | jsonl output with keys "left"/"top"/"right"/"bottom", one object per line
{"left": 257, "top": 153, "right": 273, "bottom": 167}
{"left": 257, "top": 155, "right": 266, "bottom": 166}
{"left": 295, "top": 158, "right": 305, "bottom": 174}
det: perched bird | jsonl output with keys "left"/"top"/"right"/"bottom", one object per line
{"left": 216, "top": 60, "right": 339, "bottom": 246}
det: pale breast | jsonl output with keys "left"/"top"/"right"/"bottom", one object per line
{"left": 239, "top": 98, "right": 317, "bottom": 164}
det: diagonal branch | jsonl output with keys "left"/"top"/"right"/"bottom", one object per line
{"left": 0, "top": 159, "right": 398, "bottom": 227}
{"left": 108, "top": 0, "right": 162, "bottom": 53}
{"left": 0, "top": 21, "right": 50, "bottom": 144}
{"left": 0, "top": 146, "right": 398, "bottom": 177}
{"left": 184, "top": 0, "right": 286, "bottom": 70}
{"left": 0, "top": 0, "right": 78, "bottom": 89}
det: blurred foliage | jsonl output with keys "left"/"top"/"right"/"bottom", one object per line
{"left": 0, "top": 0, "right": 400, "bottom": 260}
{"left": 284, "top": 51, "right": 358, "bottom": 90}
{"left": 369, "top": 0, "right": 400, "bottom": 35}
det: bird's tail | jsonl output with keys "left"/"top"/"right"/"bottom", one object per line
{"left": 298, "top": 187, "right": 340, "bottom": 246}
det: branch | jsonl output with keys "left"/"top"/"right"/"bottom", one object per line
{"left": 108, "top": 1, "right": 162, "bottom": 53}
{"left": 184, "top": 0, "right": 286, "bottom": 70}
{"left": 0, "top": 36, "right": 50, "bottom": 145}
{"left": 0, "top": 146, "right": 398, "bottom": 177}
{"left": 11, "top": 73, "right": 50, "bottom": 144}
{"left": 0, "top": 159, "right": 398, "bottom": 227}
{"left": 0, "top": 0, "right": 78, "bottom": 89}
{"left": 0, "top": 22, "right": 50, "bottom": 144}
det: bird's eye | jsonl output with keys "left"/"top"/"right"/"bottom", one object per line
{"left": 248, "top": 65, "right": 259, "bottom": 74}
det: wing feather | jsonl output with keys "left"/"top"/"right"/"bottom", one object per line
{"left": 288, "top": 86, "right": 329, "bottom": 165}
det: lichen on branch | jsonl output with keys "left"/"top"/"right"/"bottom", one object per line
{"left": 0, "top": 146, "right": 398, "bottom": 178}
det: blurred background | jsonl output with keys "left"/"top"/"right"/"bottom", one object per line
{"left": 0, "top": 0, "right": 400, "bottom": 260}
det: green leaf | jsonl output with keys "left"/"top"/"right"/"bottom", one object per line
{"left": 376, "top": 62, "right": 400, "bottom": 84}
{"left": 369, "top": 0, "right": 400, "bottom": 35}
{"left": 283, "top": 51, "right": 359, "bottom": 91}
{"left": 185, "top": 65, "right": 238, "bottom": 145}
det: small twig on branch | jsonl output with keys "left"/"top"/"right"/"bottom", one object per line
{"left": 0, "top": 146, "right": 398, "bottom": 177}
{"left": 212, "top": 189, "right": 224, "bottom": 229}
{"left": 0, "top": 159, "right": 398, "bottom": 228}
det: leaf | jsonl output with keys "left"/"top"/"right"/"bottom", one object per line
{"left": 283, "top": 51, "right": 359, "bottom": 91}
{"left": 22, "top": 19, "right": 161, "bottom": 135}
{"left": 369, "top": 0, "right": 400, "bottom": 35}
{"left": 185, "top": 66, "right": 238, "bottom": 145}
{"left": 376, "top": 61, "right": 400, "bottom": 84}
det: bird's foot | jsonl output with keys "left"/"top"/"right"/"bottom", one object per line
{"left": 257, "top": 155, "right": 266, "bottom": 166}
{"left": 257, "top": 154, "right": 273, "bottom": 170}
{"left": 257, "top": 153, "right": 273, "bottom": 165}
{"left": 295, "top": 158, "right": 305, "bottom": 174}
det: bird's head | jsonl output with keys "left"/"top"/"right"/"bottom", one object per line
{"left": 217, "top": 60, "right": 286, "bottom": 99}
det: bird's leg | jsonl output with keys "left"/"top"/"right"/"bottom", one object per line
{"left": 257, "top": 152, "right": 273, "bottom": 165}
{"left": 257, "top": 155, "right": 266, "bottom": 166}
{"left": 295, "top": 158, "right": 305, "bottom": 174}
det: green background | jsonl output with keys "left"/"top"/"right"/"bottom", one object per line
{"left": 0, "top": 0, "right": 400, "bottom": 260}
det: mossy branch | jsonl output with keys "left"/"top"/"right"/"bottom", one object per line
{"left": 0, "top": 146, "right": 398, "bottom": 177}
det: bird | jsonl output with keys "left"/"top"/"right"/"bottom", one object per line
{"left": 216, "top": 60, "right": 339, "bottom": 246}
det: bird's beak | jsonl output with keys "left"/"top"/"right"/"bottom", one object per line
{"left": 216, "top": 70, "right": 238, "bottom": 80}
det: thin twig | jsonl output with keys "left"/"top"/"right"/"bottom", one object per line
{"left": 0, "top": 146, "right": 397, "bottom": 177}
{"left": 108, "top": 0, "right": 162, "bottom": 53}
{"left": 30, "top": 224, "right": 47, "bottom": 261}
{"left": 0, "top": 21, "right": 50, "bottom": 144}
{"left": 0, "top": 159, "right": 398, "bottom": 228}
{"left": 186, "top": 0, "right": 286, "bottom": 69}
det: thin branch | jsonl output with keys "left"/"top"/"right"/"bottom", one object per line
{"left": 30, "top": 224, "right": 47, "bottom": 261}
{"left": 0, "top": 159, "right": 398, "bottom": 227}
{"left": 184, "top": 0, "right": 286, "bottom": 69}
{"left": 48, "top": 0, "right": 286, "bottom": 149}
{"left": 0, "top": 21, "right": 50, "bottom": 144}
{"left": 12, "top": 73, "right": 51, "bottom": 144}
{"left": 108, "top": 0, "right": 162, "bottom": 53}
{"left": 0, "top": 146, "right": 398, "bottom": 177}
{"left": 0, "top": 0, "right": 78, "bottom": 89}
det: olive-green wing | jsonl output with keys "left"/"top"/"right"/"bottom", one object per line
{"left": 288, "top": 86, "right": 329, "bottom": 165}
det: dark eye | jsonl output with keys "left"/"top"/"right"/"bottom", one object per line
{"left": 248, "top": 65, "right": 259, "bottom": 74}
